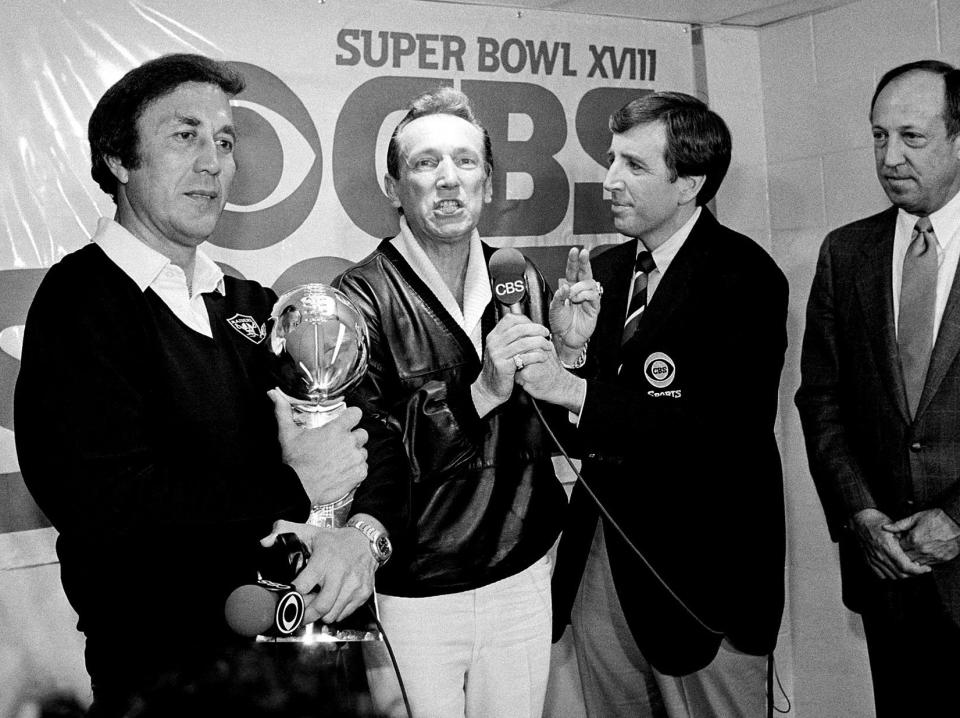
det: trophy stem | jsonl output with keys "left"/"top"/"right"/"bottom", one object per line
{"left": 293, "top": 400, "right": 346, "bottom": 429}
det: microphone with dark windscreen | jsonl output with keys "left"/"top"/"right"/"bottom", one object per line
{"left": 224, "top": 533, "right": 309, "bottom": 638}
{"left": 224, "top": 578, "right": 305, "bottom": 638}
{"left": 489, "top": 247, "right": 528, "bottom": 316}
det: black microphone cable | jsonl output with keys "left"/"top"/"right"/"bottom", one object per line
{"left": 531, "top": 397, "right": 794, "bottom": 712}
{"left": 363, "top": 601, "right": 413, "bottom": 718}
{"left": 769, "top": 651, "right": 792, "bottom": 715}
{"left": 529, "top": 396, "right": 722, "bottom": 638}
{"left": 366, "top": 603, "right": 414, "bottom": 718}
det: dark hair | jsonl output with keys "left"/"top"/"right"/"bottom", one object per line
{"left": 88, "top": 53, "right": 245, "bottom": 202}
{"left": 609, "top": 91, "right": 731, "bottom": 205}
{"left": 385, "top": 86, "right": 493, "bottom": 180}
{"left": 870, "top": 60, "right": 960, "bottom": 138}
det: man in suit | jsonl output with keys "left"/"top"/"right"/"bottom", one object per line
{"left": 517, "top": 92, "right": 788, "bottom": 717}
{"left": 796, "top": 60, "right": 960, "bottom": 717}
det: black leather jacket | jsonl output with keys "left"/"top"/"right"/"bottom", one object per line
{"left": 335, "top": 239, "right": 567, "bottom": 597}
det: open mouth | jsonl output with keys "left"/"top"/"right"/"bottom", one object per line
{"left": 435, "top": 199, "right": 463, "bottom": 215}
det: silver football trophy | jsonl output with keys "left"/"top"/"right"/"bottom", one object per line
{"left": 265, "top": 283, "right": 379, "bottom": 643}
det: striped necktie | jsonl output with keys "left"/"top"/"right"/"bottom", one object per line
{"left": 898, "top": 216, "right": 938, "bottom": 418}
{"left": 621, "top": 250, "right": 656, "bottom": 347}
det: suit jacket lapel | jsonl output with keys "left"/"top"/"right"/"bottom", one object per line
{"left": 853, "top": 212, "right": 909, "bottom": 422}
{"left": 917, "top": 258, "right": 960, "bottom": 417}
{"left": 620, "top": 210, "right": 713, "bottom": 363}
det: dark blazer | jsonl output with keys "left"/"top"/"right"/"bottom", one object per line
{"left": 552, "top": 208, "right": 788, "bottom": 676}
{"left": 796, "top": 207, "right": 960, "bottom": 621}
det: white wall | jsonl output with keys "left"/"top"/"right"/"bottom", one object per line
{"left": 704, "top": 1, "right": 960, "bottom": 716}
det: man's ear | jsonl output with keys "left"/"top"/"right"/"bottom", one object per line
{"left": 105, "top": 156, "right": 130, "bottom": 185}
{"left": 384, "top": 173, "right": 402, "bottom": 209}
{"left": 483, "top": 169, "right": 493, "bottom": 204}
{"left": 677, "top": 174, "right": 706, "bottom": 207}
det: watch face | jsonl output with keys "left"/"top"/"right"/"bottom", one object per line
{"left": 374, "top": 535, "right": 392, "bottom": 559}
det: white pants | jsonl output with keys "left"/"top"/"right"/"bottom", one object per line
{"left": 363, "top": 556, "right": 553, "bottom": 718}
{"left": 572, "top": 524, "right": 768, "bottom": 718}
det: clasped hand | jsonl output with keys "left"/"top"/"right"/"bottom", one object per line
{"left": 851, "top": 508, "right": 936, "bottom": 579}
{"left": 883, "top": 508, "right": 960, "bottom": 567}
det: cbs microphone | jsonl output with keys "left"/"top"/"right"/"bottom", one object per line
{"left": 489, "top": 247, "right": 528, "bottom": 316}
{"left": 224, "top": 578, "right": 305, "bottom": 638}
{"left": 225, "top": 532, "right": 307, "bottom": 638}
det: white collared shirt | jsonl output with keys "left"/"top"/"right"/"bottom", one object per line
{"left": 93, "top": 217, "right": 225, "bottom": 338}
{"left": 391, "top": 216, "right": 492, "bottom": 359}
{"left": 892, "top": 189, "right": 960, "bottom": 339}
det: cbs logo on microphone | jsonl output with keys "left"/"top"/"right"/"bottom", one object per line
{"left": 495, "top": 280, "right": 526, "bottom": 298}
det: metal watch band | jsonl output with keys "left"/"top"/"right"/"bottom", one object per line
{"left": 347, "top": 518, "right": 391, "bottom": 565}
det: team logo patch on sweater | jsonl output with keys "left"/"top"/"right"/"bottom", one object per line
{"left": 227, "top": 314, "right": 266, "bottom": 344}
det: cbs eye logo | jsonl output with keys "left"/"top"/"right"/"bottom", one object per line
{"left": 275, "top": 590, "right": 305, "bottom": 635}
{"left": 643, "top": 352, "right": 676, "bottom": 388}
{"left": 211, "top": 62, "right": 323, "bottom": 251}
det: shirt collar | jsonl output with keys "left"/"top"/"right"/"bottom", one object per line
{"left": 93, "top": 217, "right": 225, "bottom": 296}
{"left": 897, "top": 188, "right": 960, "bottom": 252}
{"left": 392, "top": 216, "right": 491, "bottom": 330}
{"left": 640, "top": 206, "right": 701, "bottom": 275}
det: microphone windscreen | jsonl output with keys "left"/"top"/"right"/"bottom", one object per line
{"left": 489, "top": 247, "right": 527, "bottom": 309}
{"left": 224, "top": 584, "right": 279, "bottom": 638}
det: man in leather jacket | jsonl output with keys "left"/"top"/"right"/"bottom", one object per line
{"left": 328, "top": 87, "right": 598, "bottom": 718}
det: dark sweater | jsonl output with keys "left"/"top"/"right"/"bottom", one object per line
{"left": 14, "top": 244, "right": 310, "bottom": 694}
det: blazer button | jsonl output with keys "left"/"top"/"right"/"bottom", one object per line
{"left": 909, "top": 442, "right": 922, "bottom": 453}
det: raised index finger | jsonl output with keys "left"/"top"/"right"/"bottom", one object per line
{"left": 576, "top": 247, "right": 593, "bottom": 282}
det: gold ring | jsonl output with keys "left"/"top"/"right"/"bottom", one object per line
{"left": 513, "top": 354, "right": 525, "bottom": 371}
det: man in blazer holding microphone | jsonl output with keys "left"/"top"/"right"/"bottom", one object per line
{"left": 517, "top": 91, "right": 788, "bottom": 717}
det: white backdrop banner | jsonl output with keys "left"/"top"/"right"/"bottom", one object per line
{"left": 0, "top": 0, "right": 692, "bottom": 706}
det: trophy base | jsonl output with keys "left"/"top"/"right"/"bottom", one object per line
{"left": 256, "top": 596, "right": 382, "bottom": 645}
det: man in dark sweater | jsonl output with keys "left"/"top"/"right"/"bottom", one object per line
{"left": 14, "top": 54, "right": 370, "bottom": 716}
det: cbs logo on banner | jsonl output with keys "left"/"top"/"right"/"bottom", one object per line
{"left": 212, "top": 62, "right": 322, "bottom": 251}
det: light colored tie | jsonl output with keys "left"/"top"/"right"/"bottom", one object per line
{"left": 621, "top": 250, "right": 656, "bottom": 347}
{"left": 898, "top": 216, "right": 938, "bottom": 418}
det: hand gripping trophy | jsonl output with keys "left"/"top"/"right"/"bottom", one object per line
{"left": 268, "top": 283, "right": 368, "bottom": 528}
{"left": 264, "top": 284, "right": 379, "bottom": 643}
